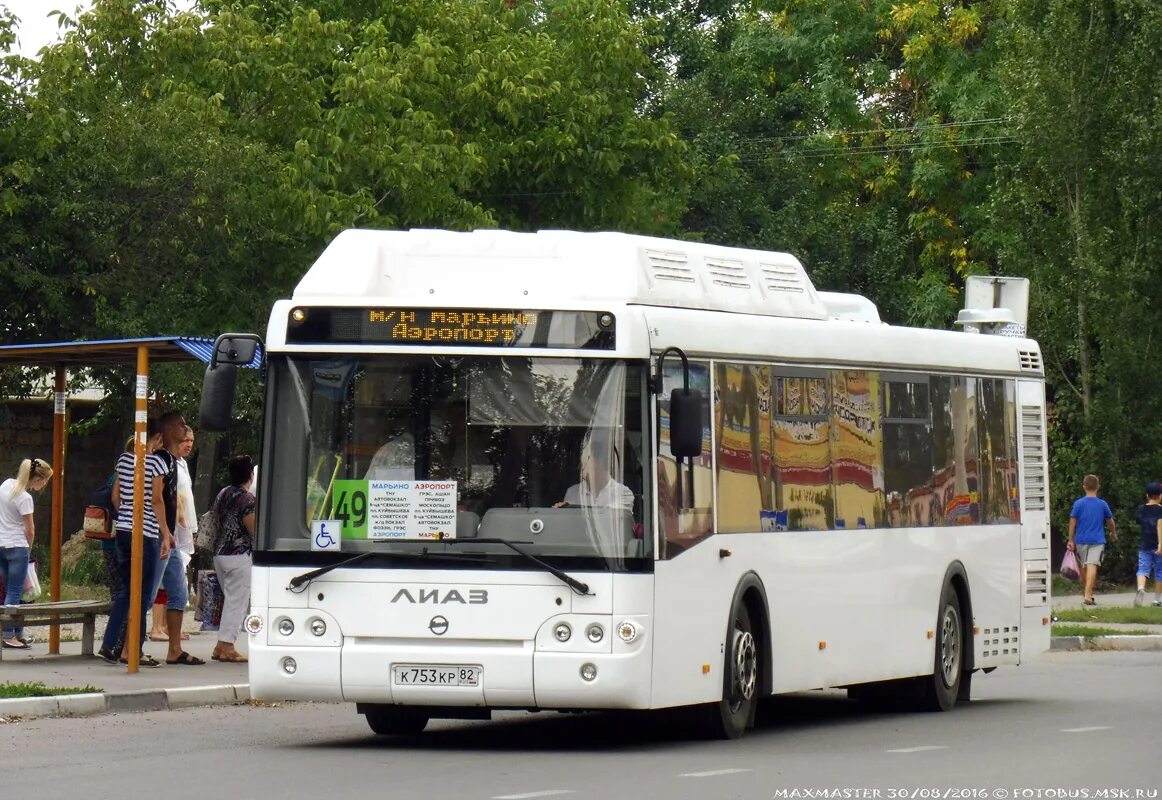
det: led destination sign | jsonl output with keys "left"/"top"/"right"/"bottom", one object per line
{"left": 286, "top": 307, "right": 616, "bottom": 349}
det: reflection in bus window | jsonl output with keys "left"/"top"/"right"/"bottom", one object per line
{"left": 831, "top": 370, "right": 885, "bottom": 530}
{"left": 772, "top": 371, "right": 832, "bottom": 531}
{"left": 714, "top": 364, "right": 775, "bottom": 533}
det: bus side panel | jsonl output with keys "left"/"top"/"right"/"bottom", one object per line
{"left": 651, "top": 544, "right": 740, "bottom": 708}
{"left": 651, "top": 525, "right": 1024, "bottom": 707}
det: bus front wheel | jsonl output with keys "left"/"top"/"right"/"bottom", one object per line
{"left": 362, "top": 704, "right": 430, "bottom": 736}
{"left": 704, "top": 601, "right": 759, "bottom": 739}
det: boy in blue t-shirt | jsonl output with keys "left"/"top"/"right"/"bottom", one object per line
{"left": 1067, "top": 474, "right": 1117, "bottom": 605}
{"left": 1133, "top": 482, "right": 1162, "bottom": 607}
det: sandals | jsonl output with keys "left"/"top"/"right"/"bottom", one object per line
{"left": 2, "top": 638, "right": 30, "bottom": 649}
{"left": 119, "top": 654, "right": 162, "bottom": 667}
{"left": 167, "top": 651, "right": 206, "bottom": 666}
{"left": 214, "top": 650, "right": 248, "bottom": 663}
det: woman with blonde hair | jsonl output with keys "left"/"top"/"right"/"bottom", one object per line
{"left": 1, "top": 457, "right": 53, "bottom": 649}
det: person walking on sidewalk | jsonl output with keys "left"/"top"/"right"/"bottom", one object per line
{"left": 1067, "top": 474, "right": 1117, "bottom": 606}
{"left": 1134, "top": 481, "right": 1162, "bottom": 607}
{"left": 0, "top": 457, "right": 53, "bottom": 649}
{"left": 209, "top": 454, "right": 256, "bottom": 663}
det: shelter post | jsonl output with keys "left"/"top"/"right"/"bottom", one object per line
{"left": 126, "top": 346, "right": 150, "bottom": 673}
{"left": 48, "top": 365, "right": 67, "bottom": 653}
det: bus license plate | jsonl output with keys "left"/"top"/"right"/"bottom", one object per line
{"left": 392, "top": 664, "right": 481, "bottom": 687}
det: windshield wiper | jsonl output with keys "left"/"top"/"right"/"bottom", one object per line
{"left": 286, "top": 549, "right": 493, "bottom": 591}
{"left": 288, "top": 551, "right": 375, "bottom": 591}
{"left": 439, "top": 537, "right": 592, "bottom": 596}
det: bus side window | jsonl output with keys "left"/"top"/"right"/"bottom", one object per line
{"left": 656, "top": 361, "right": 713, "bottom": 558}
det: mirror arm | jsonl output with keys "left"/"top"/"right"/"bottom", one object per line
{"left": 651, "top": 346, "right": 690, "bottom": 395}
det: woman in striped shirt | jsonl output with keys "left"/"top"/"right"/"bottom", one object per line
{"left": 97, "top": 421, "right": 174, "bottom": 667}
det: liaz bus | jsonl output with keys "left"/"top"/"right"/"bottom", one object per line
{"left": 200, "top": 229, "right": 1050, "bottom": 739}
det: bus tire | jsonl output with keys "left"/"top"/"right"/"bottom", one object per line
{"left": 920, "top": 582, "right": 964, "bottom": 712}
{"left": 704, "top": 601, "right": 759, "bottom": 739}
{"left": 362, "top": 705, "right": 430, "bottom": 736}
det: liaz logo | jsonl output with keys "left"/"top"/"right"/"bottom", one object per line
{"left": 390, "top": 588, "right": 489, "bottom": 605}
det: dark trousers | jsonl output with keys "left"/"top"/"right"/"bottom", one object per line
{"left": 100, "top": 530, "right": 159, "bottom": 656}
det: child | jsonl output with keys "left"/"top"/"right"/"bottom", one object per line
{"left": 1133, "top": 482, "right": 1162, "bottom": 607}
{"left": 1067, "top": 474, "right": 1117, "bottom": 605}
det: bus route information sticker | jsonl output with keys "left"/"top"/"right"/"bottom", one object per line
{"left": 331, "top": 480, "right": 457, "bottom": 540}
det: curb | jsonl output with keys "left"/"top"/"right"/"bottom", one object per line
{"left": 1050, "top": 635, "right": 1162, "bottom": 652}
{"left": 0, "top": 684, "right": 249, "bottom": 721}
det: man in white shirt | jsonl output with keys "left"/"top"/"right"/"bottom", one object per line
{"left": 556, "top": 457, "right": 633, "bottom": 510}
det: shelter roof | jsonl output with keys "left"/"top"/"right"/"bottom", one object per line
{"left": 0, "top": 336, "right": 262, "bottom": 368}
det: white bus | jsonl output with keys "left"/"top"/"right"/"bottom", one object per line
{"left": 201, "top": 229, "right": 1051, "bottom": 739}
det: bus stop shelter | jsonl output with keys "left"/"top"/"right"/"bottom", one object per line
{"left": 0, "top": 337, "right": 258, "bottom": 672}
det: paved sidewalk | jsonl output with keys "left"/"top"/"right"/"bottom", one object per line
{"left": 1050, "top": 590, "right": 1162, "bottom": 651}
{"left": 1, "top": 617, "right": 249, "bottom": 721}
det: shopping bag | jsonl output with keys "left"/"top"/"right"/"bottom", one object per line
{"left": 1060, "top": 548, "right": 1081, "bottom": 581}
{"left": 22, "top": 560, "right": 42, "bottom": 602}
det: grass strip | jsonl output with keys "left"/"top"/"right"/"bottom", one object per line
{"left": 1053, "top": 607, "right": 1162, "bottom": 624}
{"left": 0, "top": 682, "right": 101, "bottom": 699}
{"left": 1052, "top": 624, "right": 1155, "bottom": 637}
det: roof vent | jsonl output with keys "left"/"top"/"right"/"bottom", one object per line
{"left": 1019, "top": 350, "right": 1042, "bottom": 372}
{"left": 759, "top": 262, "right": 806, "bottom": 294}
{"left": 645, "top": 249, "right": 696, "bottom": 284}
{"left": 704, "top": 257, "right": 751, "bottom": 290}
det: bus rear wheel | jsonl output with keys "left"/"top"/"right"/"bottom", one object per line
{"left": 920, "top": 583, "right": 964, "bottom": 712}
{"left": 704, "top": 602, "right": 758, "bottom": 739}
{"left": 362, "top": 704, "right": 430, "bottom": 736}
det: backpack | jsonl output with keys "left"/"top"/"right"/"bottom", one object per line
{"left": 82, "top": 476, "right": 117, "bottom": 540}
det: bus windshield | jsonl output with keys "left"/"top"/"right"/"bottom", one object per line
{"left": 262, "top": 354, "right": 649, "bottom": 567}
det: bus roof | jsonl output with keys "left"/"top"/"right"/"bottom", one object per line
{"left": 293, "top": 229, "right": 879, "bottom": 323}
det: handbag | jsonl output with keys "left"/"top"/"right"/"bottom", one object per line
{"left": 83, "top": 505, "right": 114, "bottom": 539}
{"left": 1060, "top": 548, "right": 1081, "bottom": 581}
{"left": 197, "top": 506, "right": 219, "bottom": 550}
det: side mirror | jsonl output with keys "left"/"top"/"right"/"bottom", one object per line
{"left": 199, "top": 333, "right": 264, "bottom": 432}
{"left": 213, "top": 335, "right": 259, "bottom": 366}
{"left": 199, "top": 362, "right": 237, "bottom": 432}
{"left": 669, "top": 389, "right": 704, "bottom": 459}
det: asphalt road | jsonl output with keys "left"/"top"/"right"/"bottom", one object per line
{"left": 5, "top": 651, "right": 1158, "bottom": 800}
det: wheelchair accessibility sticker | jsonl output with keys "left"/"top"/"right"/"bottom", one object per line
{"left": 311, "top": 519, "right": 342, "bottom": 552}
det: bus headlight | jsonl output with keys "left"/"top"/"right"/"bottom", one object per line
{"left": 616, "top": 621, "right": 638, "bottom": 643}
{"left": 586, "top": 623, "right": 604, "bottom": 643}
{"left": 244, "top": 614, "right": 264, "bottom": 635}
{"left": 554, "top": 622, "right": 572, "bottom": 642}
{"left": 309, "top": 618, "right": 327, "bottom": 637}
{"left": 277, "top": 618, "right": 295, "bottom": 636}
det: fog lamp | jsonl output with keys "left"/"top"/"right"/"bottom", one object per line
{"left": 281, "top": 657, "right": 297, "bottom": 675}
{"left": 580, "top": 663, "right": 598, "bottom": 682}
{"left": 616, "top": 621, "right": 638, "bottom": 643}
{"left": 554, "top": 622, "right": 572, "bottom": 642}
{"left": 277, "top": 618, "right": 295, "bottom": 636}
{"left": 586, "top": 623, "right": 604, "bottom": 643}
{"left": 309, "top": 618, "right": 327, "bottom": 637}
